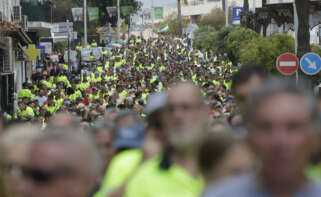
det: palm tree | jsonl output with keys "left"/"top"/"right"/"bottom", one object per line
{"left": 177, "top": 0, "right": 183, "bottom": 36}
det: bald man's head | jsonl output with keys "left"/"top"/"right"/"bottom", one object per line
{"left": 165, "top": 82, "right": 207, "bottom": 151}
{"left": 168, "top": 82, "right": 204, "bottom": 106}
{"left": 20, "top": 127, "right": 102, "bottom": 197}
{"left": 48, "top": 113, "right": 80, "bottom": 128}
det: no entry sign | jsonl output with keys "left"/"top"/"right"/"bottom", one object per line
{"left": 276, "top": 53, "right": 299, "bottom": 75}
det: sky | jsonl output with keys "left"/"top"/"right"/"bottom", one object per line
{"left": 138, "top": 0, "right": 177, "bottom": 8}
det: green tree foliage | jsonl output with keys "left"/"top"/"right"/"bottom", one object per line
{"left": 310, "top": 45, "right": 321, "bottom": 84}
{"left": 193, "top": 26, "right": 217, "bottom": 50}
{"left": 224, "top": 27, "right": 260, "bottom": 62}
{"left": 193, "top": 25, "right": 321, "bottom": 85}
{"left": 157, "top": 14, "right": 190, "bottom": 35}
{"left": 52, "top": 0, "right": 141, "bottom": 26}
{"left": 193, "top": 26, "right": 233, "bottom": 52}
{"left": 239, "top": 34, "right": 294, "bottom": 73}
{"left": 89, "top": 0, "right": 141, "bottom": 26}
{"left": 199, "top": 8, "right": 226, "bottom": 31}
{"left": 54, "top": 42, "right": 68, "bottom": 50}
{"left": 52, "top": 0, "right": 82, "bottom": 22}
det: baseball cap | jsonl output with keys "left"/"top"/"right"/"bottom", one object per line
{"left": 143, "top": 92, "right": 167, "bottom": 115}
{"left": 112, "top": 124, "right": 145, "bottom": 149}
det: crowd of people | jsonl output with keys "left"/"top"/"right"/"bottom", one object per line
{"left": 7, "top": 36, "right": 238, "bottom": 128}
{"left": 0, "top": 35, "right": 321, "bottom": 197}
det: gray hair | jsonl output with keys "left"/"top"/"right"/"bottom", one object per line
{"left": 244, "top": 78, "right": 319, "bottom": 131}
{"left": 209, "top": 119, "right": 231, "bottom": 131}
{"left": 91, "top": 119, "right": 116, "bottom": 135}
{"left": 114, "top": 109, "right": 143, "bottom": 126}
{"left": 1, "top": 124, "right": 41, "bottom": 149}
{"left": 104, "top": 107, "right": 119, "bottom": 118}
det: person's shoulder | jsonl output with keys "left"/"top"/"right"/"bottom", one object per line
{"left": 202, "top": 174, "right": 255, "bottom": 197}
{"left": 128, "top": 156, "right": 162, "bottom": 180}
{"left": 305, "top": 180, "right": 321, "bottom": 195}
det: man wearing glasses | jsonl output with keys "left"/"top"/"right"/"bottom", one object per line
{"left": 125, "top": 82, "right": 207, "bottom": 197}
{"left": 202, "top": 79, "right": 321, "bottom": 197}
{"left": 19, "top": 127, "right": 102, "bottom": 197}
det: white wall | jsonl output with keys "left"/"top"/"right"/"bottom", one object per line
{"left": 0, "top": 0, "right": 21, "bottom": 21}
{"left": 161, "top": 0, "right": 263, "bottom": 19}
{"left": 267, "top": 0, "right": 293, "bottom": 4}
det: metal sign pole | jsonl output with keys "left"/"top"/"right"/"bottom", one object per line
{"left": 67, "top": 20, "right": 71, "bottom": 72}
{"left": 253, "top": 0, "right": 256, "bottom": 13}
{"left": 117, "top": 0, "right": 120, "bottom": 42}
{"left": 293, "top": 1, "right": 299, "bottom": 85}
{"left": 152, "top": 0, "right": 155, "bottom": 38}
{"left": 225, "top": 0, "right": 229, "bottom": 27}
{"left": 84, "top": 0, "right": 88, "bottom": 47}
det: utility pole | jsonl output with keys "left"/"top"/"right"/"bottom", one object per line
{"left": 177, "top": 0, "right": 182, "bottom": 36}
{"left": 244, "top": 0, "right": 249, "bottom": 12}
{"left": 225, "top": 0, "right": 228, "bottom": 27}
{"left": 294, "top": 0, "right": 311, "bottom": 86}
{"left": 222, "top": 0, "right": 226, "bottom": 11}
{"left": 294, "top": 0, "right": 310, "bottom": 59}
{"left": 117, "top": 0, "right": 121, "bottom": 42}
{"left": 152, "top": 0, "right": 155, "bottom": 38}
{"left": 253, "top": 0, "right": 256, "bottom": 13}
{"left": 67, "top": 20, "right": 71, "bottom": 72}
{"left": 84, "top": 0, "right": 87, "bottom": 47}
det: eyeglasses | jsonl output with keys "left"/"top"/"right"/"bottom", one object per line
{"left": 166, "top": 103, "right": 201, "bottom": 113}
{"left": 21, "top": 166, "right": 75, "bottom": 184}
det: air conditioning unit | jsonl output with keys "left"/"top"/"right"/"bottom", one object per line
{"left": 0, "top": 37, "right": 13, "bottom": 73}
{"left": 13, "top": 6, "right": 22, "bottom": 22}
{"left": 22, "top": 15, "right": 28, "bottom": 31}
{"left": 15, "top": 48, "right": 25, "bottom": 61}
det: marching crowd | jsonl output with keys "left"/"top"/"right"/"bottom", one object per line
{"left": 0, "top": 35, "right": 321, "bottom": 197}
{"left": 7, "top": 36, "right": 239, "bottom": 128}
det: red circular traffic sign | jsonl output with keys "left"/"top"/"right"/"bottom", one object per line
{"left": 276, "top": 53, "right": 299, "bottom": 75}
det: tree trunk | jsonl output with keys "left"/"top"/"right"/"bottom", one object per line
{"left": 295, "top": 0, "right": 310, "bottom": 59}
{"left": 295, "top": 0, "right": 311, "bottom": 86}
{"left": 244, "top": 0, "right": 249, "bottom": 12}
{"left": 222, "top": 0, "right": 225, "bottom": 11}
{"left": 177, "top": 0, "right": 183, "bottom": 36}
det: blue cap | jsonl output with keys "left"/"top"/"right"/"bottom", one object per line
{"left": 112, "top": 124, "right": 145, "bottom": 149}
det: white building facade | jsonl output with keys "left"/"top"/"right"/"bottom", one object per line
{"left": 0, "top": 0, "right": 31, "bottom": 113}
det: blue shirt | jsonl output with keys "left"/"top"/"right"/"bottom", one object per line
{"left": 202, "top": 174, "right": 321, "bottom": 197}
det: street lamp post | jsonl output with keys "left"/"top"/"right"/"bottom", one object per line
{"left": 84, "top": 0, "right": 87, "bottom": 47}
{"left": 225, "top": 0, "right": 229, "bottom": 27}
{"left": 67, "top": 20, "right": 71, "bottom": 72}
{"left": 152, "top": 0, "right": 155, "bottom": 38}
{"left": 117, "top": 0, "right": 120, "bottom": 42}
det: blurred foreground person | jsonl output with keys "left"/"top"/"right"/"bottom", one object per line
{"left": 1, "top": 125, "right": 41, "bottom": 197}
{"left": 141, "top": 92, "right": 167, "bottom": 160}
{"left": 95, "top": 110, "right": 145, "bottom": 197}
{"left": 0, "top": 156, "right": 9, "bottom": 197}
{"left": 199, "top": 133, "right": 255, "bottom": 185}
{"left": 95, "top": 93, "right": 167, "bottom": 197}
{"left": 208, "top": 119, "right": 231, "bottom": 134}
{"left": 48, "top": 112, "right": 79, "bottom": 128}
{"left": 91, "top": 120, "right": 115, "bottom": 168}
{"left": 125, "top": 82, "right": 207, "bottom": 197}
{"left": 231, "top": 65, "right": 266, "bottom": 114}
{"left": 19, "top": 127, "right": 102, "bottom": 197}
{"left": 202, "top": 79, "right": 321, "bottom": 197}
{"left": 0, "top": 116, "right": 4, "bottom": 136}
